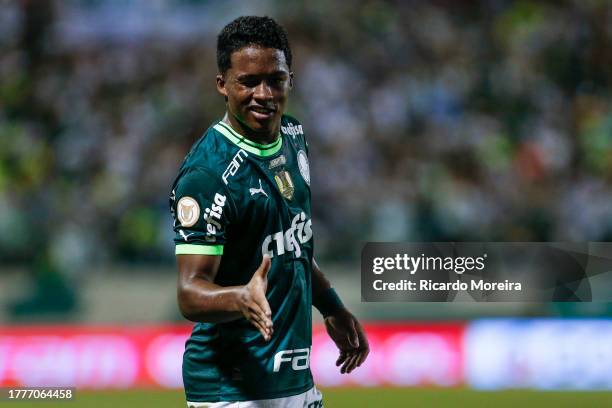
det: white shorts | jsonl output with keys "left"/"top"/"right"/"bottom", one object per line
{"left": 186, "top": 386, "right": 323, "bottom": 408}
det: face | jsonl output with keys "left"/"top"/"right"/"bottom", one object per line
{"left": 217, "top": 46, "right": 292, "bottom": 139}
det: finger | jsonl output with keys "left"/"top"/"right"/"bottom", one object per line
{"left": 256, "top": 254, "right": 271, "bottom": 280}
{"left": 341, "top": 354, "right": 358, "bottom": 374}
{"left": 354, "top": 322, "right": 369, "bottom": 367}
{"left": 251, "top": 292, "right": 272, "bottom": 321}
{"left": 340, "top": 353, "right": 355, "bottom": 373}
{"left": 346, "top": 353, "right": 362, "bottom": 374}
{"left": 350, "top": 353, "right": 362, "bottom": 373}
{"left": 344, "top": 355, "right": 357, "bottom": 374}
{"left": 336, "top": 351, "right": 349, "bottom": 367}
{"left": 353, "top": 350, "right": 367, "bottom": 369}
{"left": 254, "top": 294, "right": 272, "bottom": 318}
{"left": 246, "top": 307, "right": 266, "bottom": 328}
{"left": 248, "top": 308, "right": 269, "bottom": 329}
{"left": 249, "top": 302, "right": 273, "bottom": 328}
{"left": 249, "top": 317, "right": 271, "bottom": 341}
{"left": 356, "top": 322, "right": 369, "bottom": 349}
{"left": 252, "top": 318, "right": 267, "bottom": 337}
{"left": 355, "top": 348, "right": 369, "bottom": 367}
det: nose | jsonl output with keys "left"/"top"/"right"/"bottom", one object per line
{"left": 253, "top": 81, "right": 273, "bottom": 102}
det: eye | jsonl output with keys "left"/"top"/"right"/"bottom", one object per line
{"left": 239, "top": 77, "right": 260, "bottom": 88}
{"left": 268, "top": 77, "right": 287, "bottom": 88}
{"left": 236, "top": 76, "right": 260, "bottom": 88}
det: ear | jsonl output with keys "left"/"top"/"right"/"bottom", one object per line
{"left": 289, "top": 72, "right": 294, "bottom": 90}
{"left": 216, "top": 74, "right": 228, "bottom": 99}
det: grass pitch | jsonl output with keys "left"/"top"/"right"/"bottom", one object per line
{"left": 1, "top": 388, "right": 611, "bottom": 407}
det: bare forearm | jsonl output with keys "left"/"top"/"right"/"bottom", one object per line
{"left": 178, "top": 279, "right": 244, "bottom": 323}
{"left": 312, "top": 258, "right": 348, "bottom": 318}
{"left": 312, "top": 258, "right": 332, "bottom": 299}
{"left": 176, "top": 254, "right": 272, "bottom": 340}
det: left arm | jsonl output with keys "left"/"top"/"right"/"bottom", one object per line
{"left": 312, "top": 258, "right": 369, "bottom": 374}
{"left": 312, "top": 258, "right": 331, "bottom": 299}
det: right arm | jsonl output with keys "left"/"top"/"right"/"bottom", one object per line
{"left": 171, "top": 168, "right": 272, "bottom": 339}
{"left": 177, "top": 254, "right": 273, "bottom": 341}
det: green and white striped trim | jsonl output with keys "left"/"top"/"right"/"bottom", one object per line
{"left": 214, "top": 122, "right": 282, "bottom": 157}
{"left": 175, "top": 244, "right": 224, "bottom": 255}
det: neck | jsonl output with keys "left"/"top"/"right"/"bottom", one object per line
{"left": 223, "top": 112, "right": 279, "bottom": 145}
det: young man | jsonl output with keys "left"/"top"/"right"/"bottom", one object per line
{"left": 170, "top": 16, "right": 369, "bottom": 407}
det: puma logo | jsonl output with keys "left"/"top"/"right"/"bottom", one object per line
{"left": 249, "top": 179, "right": 268, "bottom": 198}
{"left": 179, "top": 230, "right": 195, "bottom": 241}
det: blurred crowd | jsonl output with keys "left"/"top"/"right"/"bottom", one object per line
{"left": 1, "top": 0, "right": 611, "bottom": 283}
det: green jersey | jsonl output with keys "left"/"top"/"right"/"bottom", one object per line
{"left": 169, "top": 115, "right": 315, "bottom": 402}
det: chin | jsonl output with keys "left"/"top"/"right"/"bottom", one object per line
{"left": 248, "top": 120, "right": 276, "bottom": 134}
{"left": 245, "top": 121, "right": 266, "bottom": 132}
{"left": 257, "top": 125, "right": 277, "bottom": 136}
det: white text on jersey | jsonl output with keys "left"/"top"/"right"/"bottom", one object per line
{"left": 222, "top": 149, "right": 248, "bottom": 185}
{"left": 204, "top": 193, "right": 227, "bottom": 239}
{"left": 281, "top": 123, "right": 304, "bottom": 137}
{"left": 262, "top": 212, "right": 312, "bottom": 258}
{"left": 273, "top": 348, "right": 310, "bottom": 372}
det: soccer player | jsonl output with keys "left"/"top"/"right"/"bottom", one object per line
{"left": 170, "top": 16, "right": 369, "bottom": 407}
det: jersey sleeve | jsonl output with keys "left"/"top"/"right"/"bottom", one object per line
{"left": 170, "top": 167, "right": 233, "bottom": 255}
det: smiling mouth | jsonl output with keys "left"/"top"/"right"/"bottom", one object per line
{"left": 249, "top": 106, "right": 276, "bottom": 115}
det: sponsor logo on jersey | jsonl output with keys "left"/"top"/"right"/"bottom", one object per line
{"left": 274, "top": 170, "right": 294, "bottom": 200}
{"left": 222, "top": 149, "right": 248, "bottom": 185}
{"left": 177, "top": 196, "right": 200, "bottom": 227}
{"left": 268, "top": 155, "right": 286, "bottom": 169}
{"left": 273, "top": 347, "right": 310, "bottom": 372}
{"left": 249, "top": 179, "right": 268, "bottom": 198}
{"left": 281, "top": 122, "right": 304, "bottom": 138}
{"left": 203, "top": 193, "right": 227, "bottom": 240}
{"left": 297, "top": 150, "right": 310, "bottom": 186}
{"left": 262, "top": 212, "right": 312, "bottom": 258}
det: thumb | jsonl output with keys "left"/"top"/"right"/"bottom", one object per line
{"left": 347, "top": 320, "right": 359, "bottom": 348}
{"left": 255, "top": 254, "right": 271, "bottom": 279}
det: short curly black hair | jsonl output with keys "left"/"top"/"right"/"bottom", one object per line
{"left": 217, "top": 16, "right": 292, "bottom": 74}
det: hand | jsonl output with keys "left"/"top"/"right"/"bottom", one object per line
{"left": 239, "top": 255, "right": 273, "bottom": 341}
{"left": 324, "top": 309, "right": 369, "bottom": 374}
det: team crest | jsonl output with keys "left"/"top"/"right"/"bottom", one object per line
{"left": 297, "top": 150, "right": 310, "bottom": 186}
{"left": 177, "top": 196, "right": 200, "bottom": 227}
{"left": 274, "top": 170, "right": 294, "bottom": 200}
